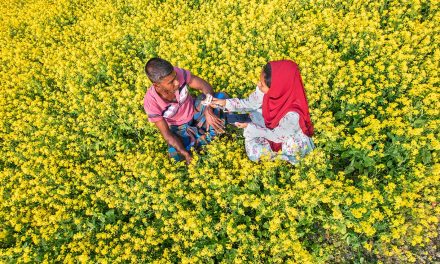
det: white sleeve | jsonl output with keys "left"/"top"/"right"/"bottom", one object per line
{"left": 224, "top": 86, "right": 264, "bottom": 112}
{"left": 243, "top": 112, "right": 301, "bottom": 142}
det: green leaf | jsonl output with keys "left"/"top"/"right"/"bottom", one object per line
{"left": 363, "top": 156, "right": 375, "bottom": 167}
{"left": 338, "top": 223, "right": 347, "bottom": 235}
{"left": 421, "top": 149, "right": 432, "bottom": 164}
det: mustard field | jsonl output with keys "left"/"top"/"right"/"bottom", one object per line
{"left": 0, "top": 0, "right": 439, "bottom": 263}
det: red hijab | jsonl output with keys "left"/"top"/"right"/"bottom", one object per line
{"left": 262, "top": 60, "right": 314, "bottom": 151}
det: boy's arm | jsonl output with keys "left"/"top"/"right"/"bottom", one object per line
{"left": 154, "top": 119, "right": 192, "bottom": 164}
{"left": 187, "top": 75, "right": 224, "bottom": 133}
{"left": 188, "top": 75, "right": 215, "bottom": 95}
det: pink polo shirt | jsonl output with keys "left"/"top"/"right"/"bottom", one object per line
{"left": 143, "top": 67, "right": 194, "bottom": 126}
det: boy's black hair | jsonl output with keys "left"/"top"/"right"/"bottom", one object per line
{"left": 263, "top": 63, "right": 271, "bottom": 88}
{"left": 145, "top": 58, "right": 173, "bottom": 83}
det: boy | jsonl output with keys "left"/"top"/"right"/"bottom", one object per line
{"left": 143, "top": 57, "right": 226, "bottom": 164}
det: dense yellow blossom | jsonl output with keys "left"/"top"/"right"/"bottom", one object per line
{"left": 0, "top": 0, "right": 439, "bottom": 263}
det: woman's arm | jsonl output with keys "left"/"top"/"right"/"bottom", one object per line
{"left": 211, "top": 86, "right": 264, "bottom": 112}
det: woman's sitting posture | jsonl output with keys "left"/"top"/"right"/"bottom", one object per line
{"left": 212, "top": 60, "right": 315, "bottom": 164}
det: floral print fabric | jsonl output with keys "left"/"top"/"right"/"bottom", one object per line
{"left": 225, "top": 86, "right": 315, "bottom": 164}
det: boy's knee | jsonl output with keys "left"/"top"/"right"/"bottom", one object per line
{"left": 214, "top": 92, "right": 229, "bottom": 99}
{"left": 194, "top": 97, "right": 205, "bottom": 112}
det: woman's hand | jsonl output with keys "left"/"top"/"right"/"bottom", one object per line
{"left": 234, "top": 122, "right": 248, "bottom": 128}
{"left": 210, "top": 98, "right": 226, "bottom": 108}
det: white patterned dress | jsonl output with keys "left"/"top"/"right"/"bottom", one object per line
{"left": 225, "top": 86, "right": 315, "bottom": 164}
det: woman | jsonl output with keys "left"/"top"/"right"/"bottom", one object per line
{"left": 211, "top": 60, "right": 315, "bottom": 164}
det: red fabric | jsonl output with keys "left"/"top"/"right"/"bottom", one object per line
{"left": 262, "top": 60, "right": 314, "bottom": 152}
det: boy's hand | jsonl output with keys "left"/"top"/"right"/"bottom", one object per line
{"left": 234, "top": 122, "right": 248, "bottom": 128}
{"left": 183, "top": 151, "right": 192, "bottom": 165}
{"left": 205, "top": 107, "right": 225, "bottom": 133}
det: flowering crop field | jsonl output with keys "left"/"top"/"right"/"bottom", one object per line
{"left": 1, "top": 0, "right": 439, "bottom": 263}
